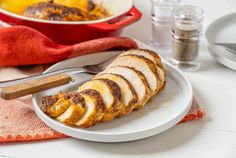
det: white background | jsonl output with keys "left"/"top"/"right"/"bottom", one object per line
{"left": 1, "top": 0, "right": 236, "bottom": 157}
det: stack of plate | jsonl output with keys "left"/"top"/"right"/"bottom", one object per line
{"left": 206, "top": 13, "right": 236, "bottom": 70}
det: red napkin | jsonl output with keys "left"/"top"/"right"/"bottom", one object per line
{"left": 0, "top": 26, "right": 138, "bottom": 66}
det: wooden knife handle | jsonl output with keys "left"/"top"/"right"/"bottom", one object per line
{"left": 0, "top": 74, "right": 72, "bottom": 100}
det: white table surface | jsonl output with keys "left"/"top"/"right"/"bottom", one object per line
{"left": 1, "top": 0, "right": 236, "bottom": 158}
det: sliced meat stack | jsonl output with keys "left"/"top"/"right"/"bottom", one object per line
{"left": 41, "top": 49, "right": 166, "bottom": 128}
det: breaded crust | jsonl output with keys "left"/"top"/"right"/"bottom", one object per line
{"left": 57, "top": 103, "right": 86, "bottom": 126}
{"left": 101, "top": 66, "right": 152, "bottom": 110}
{"left": 56, "top": 92, "right": 86, "bottom": 126}
{"left": 119, "top": 49, "right": 166, "bottom": 92}
{"left": 126, "top": 66, "right": 152, "bottom": 110}
{"left": 45, "top": 92, "right": 71, "bottom": 117}
{"left": 75, "top": 89, "right": 106, "bottom": 128}
{"left": 41, "top": 94, "right": 59, "bottom": 112}
{"left": 68, "top": 92, "right": 86, "bottom": 107}
{"left": 95, "top": 78, "right": 123, "bottom": 121}
{"left": 138, "top": 49, "right": 164, "bottom": 68}
{"left": 94, "top": 73, "right": 138, "bottom": 116}
{"left": 138, "top": 49, "right": 167, "bottom": 91}
{"left": 107, "top": 54, "right": 160, "bottom": 94}
{"left": 78, "top": 79, "right": 121, "bottom": 121}
{"left": 120, "top": 49, "right": 164, "bottom": 68}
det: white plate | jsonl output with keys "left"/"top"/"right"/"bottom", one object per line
{"left": 32, "top": 41, "right": 193, "bottom": 142}
{"left": 206, "top": 13, "right": 236, "bottom": 71}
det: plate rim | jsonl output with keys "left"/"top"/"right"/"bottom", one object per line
{"left": 205, "top": 12, "right": 236, "bottom": 70}
{"left": 32, "top": 41, "right": 193, "bottom": 142}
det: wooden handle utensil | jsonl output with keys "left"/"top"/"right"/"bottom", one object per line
{"left": 0, "top": 74, "right": 71, "bottom": 100}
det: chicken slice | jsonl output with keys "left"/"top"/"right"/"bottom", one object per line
{"left": 120, "top": 49, "right": 164, "bottom": 68}
{"left": 56, "top": 92, "right": 86, "bottom": 126}
{"left": 107, "top": 55, "right": 160, "bottom": 95}
{"left": 119, "top": 49, "right": 166, "bottom": 91}
{"left": 41, "top": 94, "right": 59, "bottom": 113}
{"left": 57, "top": 104, "right": 85, "bottom": 126}
{"left": 94, "top": 73, "right": 138, "bottom": 116}
{"left": 78, "top": 79, "right": 122, "bottom": 121}
{"left": 45, "top": 92, "right": 71, "bottom": 117}
{"left": 75, "top": 89, "right": 106, "bottom": 128}
{"left": 101, "top": 66, "right": 152, "bottom": 110}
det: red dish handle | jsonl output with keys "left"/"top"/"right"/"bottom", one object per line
{"left": 90, "top": 7, "right": 142, "bottom": 31}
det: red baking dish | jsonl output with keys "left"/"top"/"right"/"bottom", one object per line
{"left": 0, "top": 0, "right": 142, "bottom": 44}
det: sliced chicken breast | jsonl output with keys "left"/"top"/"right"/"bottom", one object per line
{"left": 119, "top": 49, "right": 166, "bottom": 91}
{"left": 78, "top": 79, "right": 122, "bottom": 121}
{"left": 101, "top": 66, "right": 151, "bottom": 110}
{"left": 94, "top": 73, "right": 138, "bottom": 116}
{"left": 107, "top": 55, "right": 160, "bottom": 94}
{"left": 56, "top": 92, "right": 86, "bottom": 126}
{"left": 75, "top": 89, "right": 106, "bottom": 128}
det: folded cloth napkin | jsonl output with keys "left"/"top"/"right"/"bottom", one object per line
{"left": 0, "top": 65, "right": 205, "bottom": 143}
{"left": 0, "top": 26, "right": 138, "bottom": 66}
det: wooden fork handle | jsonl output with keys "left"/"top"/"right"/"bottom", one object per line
{"left": 0, "top": 74, "right": 72, "bottom": 100}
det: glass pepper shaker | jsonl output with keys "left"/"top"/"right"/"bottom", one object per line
{"left": 170, "top": 5, "right": 205, "bottom": 71}
{"left": 149, "top": 0, "right": 180, "bottom": 59}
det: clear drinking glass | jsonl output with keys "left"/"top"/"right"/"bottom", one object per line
{"left": 170, "top": 5, "right": 205, "bottom": 71}
{"left": 149, "top": 0, "right": 180, "bottom": 59}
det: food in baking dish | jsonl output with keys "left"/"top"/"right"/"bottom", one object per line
{"left": 0, "top": 0, "right": 110, "bottom": 21}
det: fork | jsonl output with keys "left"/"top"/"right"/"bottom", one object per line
{"left": 0, "top": 55, "right": 116, "bottom": 100}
